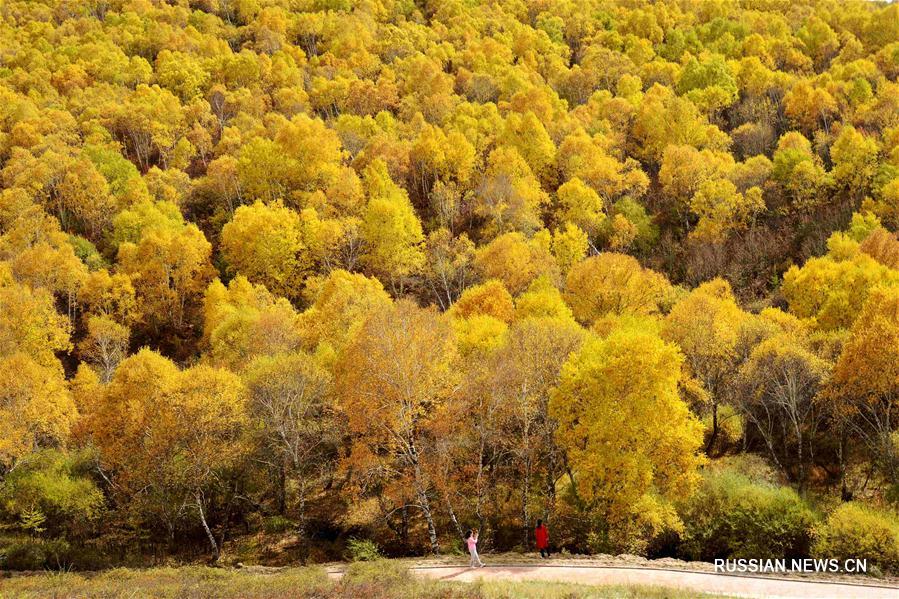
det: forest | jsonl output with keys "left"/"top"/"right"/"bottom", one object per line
{"left": 1, "top": 0, "right": 899, "bottom": 574}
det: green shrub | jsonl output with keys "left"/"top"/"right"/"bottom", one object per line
{"left": 262, "top": 515, "right": 295, "bottom": 534}
{"left": 812, "top": 503, "right": 899, "bottom": 574}
{"left": 709, "top": 454, "right": 779, "bottom": 485}
{"left": 448, "top": 536, "right": 467, "bottom": 555}
{"left": 0, "top": 448, "right": 104, "bottom": 537}
{"left": 67, "top": 234, "right": 107, "bottom": 270}
{"left": 0, "top": 537, "right": 75, "bottom": 570}
{"left": 677, "top": 471, "right": 816, "bottom": 561}
{"left": 1, "top": 539, "right": 46, "bottom": 570}
{"left": 345, "top": 537, "right": 381, "bottom": 562}
{"left": 0, "top": 535, "right": 109, "bottom": 571}
{"left": 587, "top": 494, "right": 685, "bottom": 556}
{"left": 344, "top": 559, "right": 406, "bottom": 583}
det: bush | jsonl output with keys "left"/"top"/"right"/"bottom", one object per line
{"left": 1, "top": 539, "right": 47, "bottom": 570}
{"left": 344, "top": 559, "right": 405, "bottom": 583}
{"left": 677, "top": 471, "right": 816, "bottom": 561}
{"left": 262, "top": 515, "right": 295, "bottom": 534}
{"left": 812, "top": 503, "right": 899, "bottom": 574}
{"left": 345, "top": 537, "right": 381, "bottom": 562}
{"left": 0, "top": 535, "right": 109, "bottom": 571}
{"left": 587, "top": 494, "right": 684, "bottom": 556}
{"left": 0, "top": 537, "right": 74, "bottom": 570}
{"left": 0, "top": 449, "right": 104, "bottom": 538}
{"left": 709, "top": 454, "right": 779, "bottom": 485}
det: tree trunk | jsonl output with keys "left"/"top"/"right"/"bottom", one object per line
{"left": 414, "top": 461, "right": 440, "bottom": 554}
{"left": 445, "top": 493, "right": 464, "bottom": 540}
{"left": 296, "top": 478, "right": 309, "bottom": 564}
{"left": 838, "top": 431, "right": 852, "bottom": 501}
{"left": 705, "top": 401, "right": 719, "bottom": 454}
{"left": 196, "top": 492, "right": 220, "bottom": 563}
{"left": 277, "top": 461, "right": 287, "bottom": 515}
{"left": 795, "top": 425, "right": 806, "bottom": 495}
{"left": 400, "top": 505, "right": 410, "bottom": 548}
{"left": 522, "top": 456, "right": 531, "bottom": 549}
{"left": 218, "top": 480, "right": 238, "bottom": 554}
{"left": 545, "top": 447, "right": 558, "bottom": 522}
{"left": 476, "top": 434, "right": 486, "bottom": 533}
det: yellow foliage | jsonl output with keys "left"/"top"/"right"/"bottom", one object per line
{"left": 555, "top": 177, "right": 606, "bottom": 238}
{"left": 298, "top": 269, "right": 391, "bottom": 355}
{"left": 474, "top": 231, "right": 559, "bottom": 294}
{"left": 360, "top": 161, "right": 425, "bottom": 284}
{"left": 221, "top": 200, "right": 310, "bottom": 300}
{"left": 452, "top": 314, "right": 508, "bottom": 357}
{"left": 550, "top": 324, "right": 704, "bottom": 525}
{"left": 89, "top": 349, "right": 248, "bottom": 498}
{"left": 783, "top": 241, "right": 899, "bottom": 331}
{"left": 0, "top": 273, "right": 71, "bottom": 365}
{"left": 449, "top": 279, "right": 514, "bottom": 323}
{"left": 202, "top": 276, "right": 302, "bottom": 370}
{"left": 564, "top": 253, "right": 673, "bottom": 324}
{"left": 514, "top": 276, "right": 575, "bottom": 323}
{"left": 0, "top": 353, "right": 77, "bottom": 469}
{"left": 117, "top": 222, "right": 213, "bottom": 333}
{"left": 551, "top": 223, "right": 588, "bottom": 276}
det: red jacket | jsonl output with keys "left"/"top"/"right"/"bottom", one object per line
{"left": 535, "top": 525, "right": 549, "bottom": 549}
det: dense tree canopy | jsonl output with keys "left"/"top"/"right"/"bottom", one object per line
{"left": 2, "top": 0, "right": 899, "bottom": 566}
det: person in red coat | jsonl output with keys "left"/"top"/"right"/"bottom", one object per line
{"left": 535, "top": 519, "right": 549, "bottom": 558}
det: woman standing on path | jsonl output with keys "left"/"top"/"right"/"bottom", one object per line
{"left": 465, "top": 529, "right": 484, "bottom": 568}
{"left": 535, "top": 520, "right": 549, "bottom": 558}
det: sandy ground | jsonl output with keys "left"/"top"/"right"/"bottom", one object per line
{"left": 320, "top": 559, "right": 899, "bottom": 599}
{"left": 402, "top": 553, "right": 899, "bottom": 586}
{"left": 402, "top": 564, "right": 898, "bottom": 598}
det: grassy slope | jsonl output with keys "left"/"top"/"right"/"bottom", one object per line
{"left": 0, "top": 562, "right": 730, "bottom": 599}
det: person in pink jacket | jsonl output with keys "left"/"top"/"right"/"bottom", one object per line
{"left": 465, "top": 529, "right": 484, "bottom": 568}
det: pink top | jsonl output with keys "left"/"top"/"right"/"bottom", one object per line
{"left": 467, "top": 537, "right": 477, "bottom": 551}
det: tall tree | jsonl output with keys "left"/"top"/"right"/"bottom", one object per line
{"left": 243, "top": 352, "right": 338, "bottom": 559}
{"left": 221, "top": 201, "right": 311, "bottom": 301}
{"left": 489, "top": 317, "right": 584, "bottom": 547}
{"left": 737, "top": 332, "right": 831, "bottom": 492}
{"left": 117, "top": 223, "right": 214, "bottom": 342}
{"left": 663, "top": 279, "right": 748, "bottom": 453}
{"left": 335, "top": 300, "right": 458, "bottom": 554}
{"left": 360, "top": 161, "right": 425, "bottom": 293}
{"left": 88, "top": 350, "right": 247, "bottom": 561}
{"left": 826, "top": 286, "right": 899, "bottom": 487}
{"left": 549, "top": 321, "right": 704, "bottom": 548}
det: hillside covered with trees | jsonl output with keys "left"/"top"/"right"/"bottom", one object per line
{"left": 2, "top": 0, "right": 899, "bottom": 572}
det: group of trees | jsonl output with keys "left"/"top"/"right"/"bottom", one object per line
{"left": 2, "top": 0, "right": 899, "bottom": 565}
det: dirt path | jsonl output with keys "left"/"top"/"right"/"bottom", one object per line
{"left": 369, "top": 564, "right": 899, "bottom": 598}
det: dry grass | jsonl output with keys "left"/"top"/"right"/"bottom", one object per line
{"left": 0, "top": 561, "right": 732, "bottom": 599}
